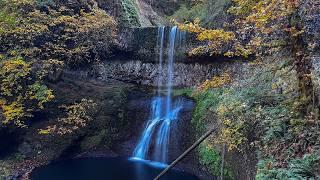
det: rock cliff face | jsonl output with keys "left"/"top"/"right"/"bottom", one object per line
{"left": 117, "top": 26, "right": 196, "bottom": 60}
{"left": 301, "top": 0, "right": 320, "bottom": 106}
{"left": 67, "top": 24, "right": 247, "bottom": 88}
{"left": 96, "top": 0, "right": 168, "bottom": 27}
{"left": 104, "top": 26, "right": 238, "bottom": 87}
{"left": 0, "top": 74, "right": 141, "bottom": 178}
{"left": 93, "top": 59, "right": 248, "bottom": 87}
{"left": 301, "top": 0, "right": 320, "bottom": 53}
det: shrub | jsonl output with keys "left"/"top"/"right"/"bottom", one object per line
{"left": 0, "top": 57, "right": 54, "bottom": 127}
{"left": 257, "top": 154, "right": 320, "bottom": 179}
{"left": 39, "top": 99, "right": 97, "bottom": 135}
{"left": 198, "top": 142, "right": 233, "bottom": 179}
{"left": 0, "top": 0, "right": 118, "bottom": 66}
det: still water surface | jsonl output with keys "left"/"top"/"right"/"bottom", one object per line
{"left": 31, "top": 157, "right": 198, "bottom": 180}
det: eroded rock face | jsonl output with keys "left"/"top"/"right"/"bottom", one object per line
{"left": 95, "top": 0, "right": 167, "bottom": 27}
{"left": 301, "top": 0, "right": 320, "bottom": 53}
{"left": 117, "top": 27, "right": 159, "bottom": 58}
{"left": 93, "top": 59, "right": 249, "bottom": 87}
{"left": 117, "top": 26, "right": 197, "bottom": 61}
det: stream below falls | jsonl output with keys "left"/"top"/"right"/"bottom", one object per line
{"left": 30, "top": 157, "right": 198, "bottom": 180}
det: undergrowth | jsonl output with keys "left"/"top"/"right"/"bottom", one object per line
{"left": 189, "top": 56, "right": 320, "bottom": 178}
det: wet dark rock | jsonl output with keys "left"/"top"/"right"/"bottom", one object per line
{"left": 0, "top": 127, "right": 24, "bottom": 159}
{"left": 0, "top": 74, "right": 152, "bottom": 179}
{"left": 116, "top": 26, "right": 201, "bottom": 61}
{"left": 18, "top": 142, "right": 33, "bottom": 158}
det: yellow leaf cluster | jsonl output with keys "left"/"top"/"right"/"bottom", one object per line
{"left": 0, "top": 0, "right": 117, "bottom": 65}
{"left": 2, "top": 99, "right": 26, "bottom": 127}
{"left": 0, "top": 58, "right": 30, "bottom": 96}
{"left": 177, "top": 18, "right": 235, "bottom": 43}
{"left": 197, "top": 29, "right": 235, "bottom": 42}
{"left": 39, "top": 99, "right": 97, "bottom": 135}
{"left": 0, "top": 57, "right": 54, "bottom": 127}
{"left": 175, "top": 0, "right": 301, "bottom": 57}
{"left": 196, "top": 73, "right": 231, "bottom": 92}
{"left": 217, "top": 118, "right": 246, "bottom": 151}
{"left": 177, "top": 19, "right": 239, "bottom": 56}
{"left": 214, "top": 103, "right": 247, "bottom": 151}
{"left": 235, "top": 0, "right": 299, "bottom": 32}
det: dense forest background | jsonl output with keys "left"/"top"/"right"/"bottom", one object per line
{"left": 0, "top": 0, "right": 320, "bottom": 179}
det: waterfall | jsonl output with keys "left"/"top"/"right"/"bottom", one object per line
{"left": 133, "top": 27, "right": 166, "bottom": 160}
{"left": 133, "top": 26, "right": 185, "bottom": 164}
{"left": 157, "top": 26, "right": 165, "bottom": 94}
{"left": 165, "top": 26, "right": 176, "bottom": 117}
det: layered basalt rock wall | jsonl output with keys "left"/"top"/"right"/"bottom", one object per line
{"left": 103, "top": 26, "right": 240, "bottom": 87}
{"left": 117, "top": 26, "right": 196, "bottom": 61}
{"left": 92, "top": 60, "right": 248, "bottom": 87}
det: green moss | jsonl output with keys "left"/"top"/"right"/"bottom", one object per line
{"left": 172, "top": 88, "right": 194, "bottom": 97}
{"left": 170, "top": 4, "right": 207, "bottom": 23}
{"left": 190, "top": 88, "right": 235, "bottom": 178}
{"left": 192, "top": 89, "right": 223, "bottom": 134}
{"left": 170, "top": 0, "right": 231, "bottom": 28}
{"left": 114, "top": 87, "right": 129, "bottom": 127}
{"left": 0, "top": 11, "right": 17, "bottom": 29}
{"left": 199, "top": 143, "right": 233, "bottom": 179}
{"left": 0, "top": 161, "right": 11, "bottom": 179}
{"left": 120, "top": 0, "right": 140, "bottom": 27}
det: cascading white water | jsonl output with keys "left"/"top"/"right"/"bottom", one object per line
{"left": 132, "top": 26, "right": 186, "bottom": 163}
{"left": 157, "top": 26, "right": 165, "bottom": 94}
{"left": 133, "top": 27, "right": 166, "bottom": 160}
{"left": 165, "top": 26, "right": 176, "bottom": 117}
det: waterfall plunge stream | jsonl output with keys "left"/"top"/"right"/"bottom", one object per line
{"left": 133, "top": 27, "right": 186, "bottom": 164}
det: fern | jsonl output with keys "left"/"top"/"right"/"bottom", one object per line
{"left": 257, "top": 154, "right": 320, "bottom": 179}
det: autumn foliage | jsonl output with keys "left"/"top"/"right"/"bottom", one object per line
{"left": 0, "top": 0, "right": 117, "bottom": 127}
{"left": 39, "top": 99, "right": 97, "bottom": 135}
{"left": 0, "top": 0, "right": 117, "bottom": 66}
{"left": 0, "top": 57, "right": 54, "bottom": 127}
{"left": 176, "top": 0, "right": 302, "bottom": 58}
{"left": 196, "top": 72, "right": 231, "bottom": 92}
